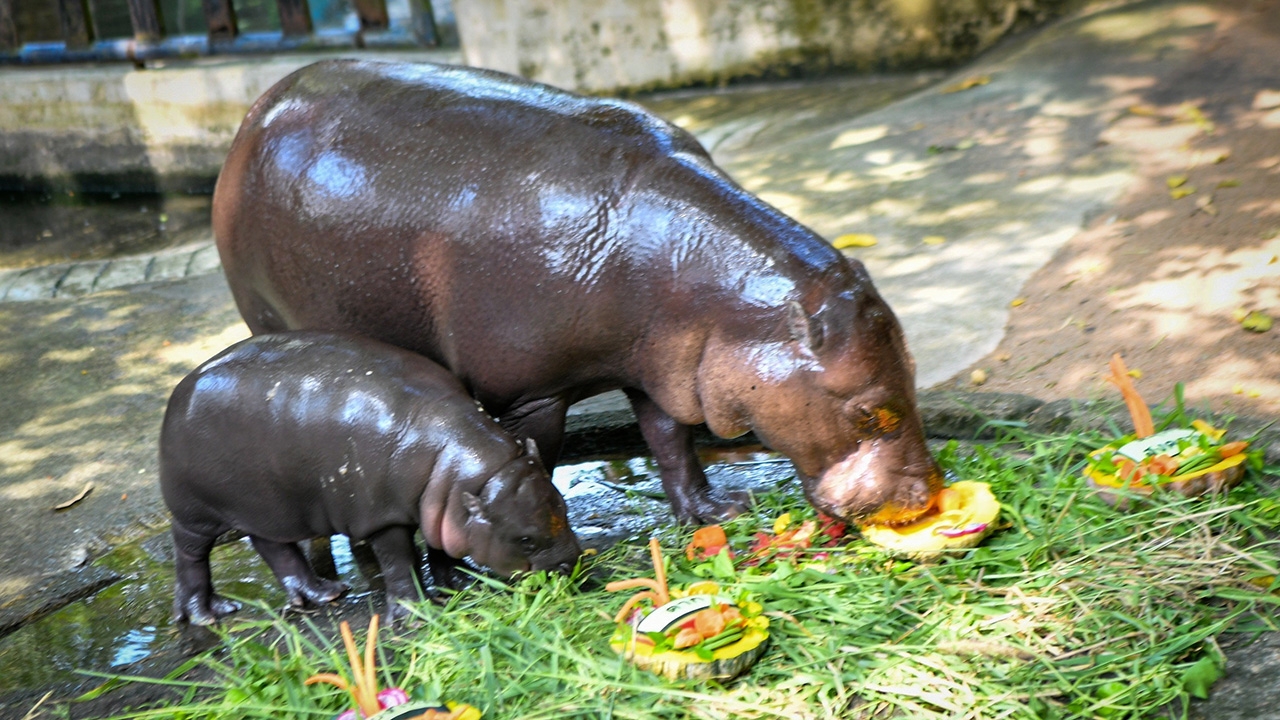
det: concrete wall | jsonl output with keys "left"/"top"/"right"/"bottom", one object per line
{"left": 454, "top": 0, "right": 1066, "bottom": 94}
{"left": 0, "top": 49, "right": 462, "bottom": 193}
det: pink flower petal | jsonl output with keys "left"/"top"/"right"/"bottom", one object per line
{"left": 378, "top": 688, "right": 410, "bottom": 708}
{"left": 935, "top": 522, "right": 988, "bottom": 539}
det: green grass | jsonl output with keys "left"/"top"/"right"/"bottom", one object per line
{"left": 88, "top": 429, "right": 1279, "bottom": 720}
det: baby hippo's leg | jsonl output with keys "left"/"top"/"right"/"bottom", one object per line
{"left": 366, "top": 525, "right": 424, "bottom": 622}
{"left": 249, "top": 537, "right": 349, "bottom": 609}
{"left": 172, "top": 522, "right": 241, "bottom": 625}
{"left": 426, "top": 545, "right": 472, "bottom": 590}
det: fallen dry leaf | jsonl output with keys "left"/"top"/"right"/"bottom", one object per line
{"left": 53, "top": 482, "right": 94, "bottom": 511}
{"left": 832, "top": 233, "right": 878, "bottom": 249}
{"left": 970, "top": 369, "right": 988, "bottom": 386}
{"left": 1241, "top": 311, "right": 1273, "bottom": 333}
{"left": 1010, "top": 298, "right": 1026, "bottom": 307}
{"left": 1128, "top": 104, "right": 1162, "bottom": 117}
{"left": 1214, "top": 152, "right": 1230, "bottom": 164}
{"left": 942, "top": 75, "right": 991, "bottom": 93}
{"left": 1177, "top": 103, "right": 1215, "bottom": 133}
{"left": 995, "top": 353, "right": 1011, "bottom": 362}
{"left": 1127, "top": 368, "right": 1144, "bottom": 379}
{"left": 1195, "top": 195, "right": 1218, "bottom": 215}
{"left": 1170, "top": 186, "right": 1196, "bottom": 200}
{"left": 1216, "top": 179, "right": 1240, "bottom": 189}
{"left": 922, "top": 235, "right": 946, "bottom": 245}
{"left": 1167, "top": 175, "right": 1189, "bottom": 188}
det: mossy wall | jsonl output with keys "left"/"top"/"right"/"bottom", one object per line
{"left": 454, "top": 0, "right": 1068, "bottom": 94}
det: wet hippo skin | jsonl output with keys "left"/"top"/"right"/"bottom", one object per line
{"left": 213, "top": 59, "right": 943, "bottom": 526}
{"left": 160, "top": 331, "right": 580, "bottom": 625}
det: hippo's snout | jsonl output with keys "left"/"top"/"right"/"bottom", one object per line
{"left": 804, "top": 440, "right": 944, "bottom": 525}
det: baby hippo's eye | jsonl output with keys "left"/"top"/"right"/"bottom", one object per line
{"left": 519, "top": 536, "right": 538, "bottom": 552}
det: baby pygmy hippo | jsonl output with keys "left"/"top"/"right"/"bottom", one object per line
{"left": 160, "top": 331, "right": 581, "bottom": 624}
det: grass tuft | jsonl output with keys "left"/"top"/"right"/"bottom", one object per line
{"left": 93, "top": 429, "right": 1278, "bottom": 719}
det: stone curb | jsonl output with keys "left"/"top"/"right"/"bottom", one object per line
{"left": 0, "top": 239, "right": 221, "bottom": 302}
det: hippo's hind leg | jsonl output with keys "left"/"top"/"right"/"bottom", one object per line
{"left": 249, "top": 537, "right": 349, "bottom": 609}
{"left": 366, "top": 525, "right": 424, "bottom": 622}
{"left": 625, "top": 389, "right": 750, "bottom": 524}
{"left": 172, "top": 521, "right": 241, "bottom": 625}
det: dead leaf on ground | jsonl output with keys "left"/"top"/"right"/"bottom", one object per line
{"left": 922, "top": 235, "right": 946, "bottom": 246}
{"left": 1170, "top": 186, "right": 1196, "bottom": 200}
{"left": 1214, "top": 152, "right": 1230, "bottom": 164}
{"left": 1177, "top": 103, "right": 1215, "bottom": 133}
{"left": 1010, "top": 297, "right": 1026, "bottom": 307}
{"left": 942, "top": 75, "right": 991, "bottom": 93}
{"left": 52, "top": 482, "right": 94, "bottom": 511}
{"left": 1195, "top": 195, "right": 1218, "bottom": 215}
{"left": 832, "top": 233, "right": 878, "bottom": 249}
{"left": 1167, "top": 175, "right": 1189, "bottom": 188}
{"left": 970, "top": 369, "right": 988, "bottom": 386}
{"left": 1216, "top": 179, "right": 1240, "bottom": 188}
{"left": 995, "top": 353, "right": 1011, "bottom": 362}
{"left": 1240, "top": 311, "right": 1273, "bottom": 333}
{"left": 1128, "top": 104, "right": 1162, "bottom": 117}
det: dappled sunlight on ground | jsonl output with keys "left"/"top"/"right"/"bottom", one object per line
{"left": 955, "top": 0, "right": 1280, "bottom": 416}
{"left": 0, "top": 276, "right": 245, "bottom": 607}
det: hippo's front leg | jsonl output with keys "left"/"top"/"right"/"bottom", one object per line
{"left": 625, "top": 389, "right": 750, "bottom": 523}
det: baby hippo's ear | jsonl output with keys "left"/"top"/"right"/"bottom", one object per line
{"left": 462, "top": 492, "right": 489, "bottom": 523}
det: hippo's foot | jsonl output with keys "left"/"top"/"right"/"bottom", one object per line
{"left": 281, "top": 577, "right": 350, "bottom": 608}
{"left": 175, "top": 593, "right": 242, "bottom": 626}
{"left": 670, "top": 488, "right": 752, "bottom": 525}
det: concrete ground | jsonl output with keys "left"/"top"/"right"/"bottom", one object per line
{"left": 0, "top": 0, "right": 1277, "bottom": 714}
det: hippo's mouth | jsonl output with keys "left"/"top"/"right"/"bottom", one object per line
{"left": 798, "top": 452, "right": 944, "bottom": 526}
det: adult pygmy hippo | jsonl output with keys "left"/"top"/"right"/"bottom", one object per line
{"left": 160, "top": 331, "right": 580, "bottom": 625}
{"left": 213, "top": 59, "right": 943, "bottom": 526}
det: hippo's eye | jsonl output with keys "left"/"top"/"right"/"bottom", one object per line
{"left": 518, "top": 536, "right": 537, "bottom": 552}
{"left": 853, "top": 404, "right": 903, "bottom": 436}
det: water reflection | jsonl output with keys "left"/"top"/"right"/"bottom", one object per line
{"left": 0, "top": 191, "right": 212, "bottom": 270}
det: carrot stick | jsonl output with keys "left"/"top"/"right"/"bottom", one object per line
{"left": 1106, "top": 354, "right": 1155, "bottom": 437}
{"left": 604, "top": 577, "right": 663, "bottom": 593}
{"left": 613, "top": 591, "right": 661, "bottom": 623}
{"left": 649, "top": 537, "right": 669, "bottom": 605}
{"left": 363, "top": 615, "right": 380, "bottom": 712}
{"left": 303, "top": 673, "right": 351, "bottom": 691}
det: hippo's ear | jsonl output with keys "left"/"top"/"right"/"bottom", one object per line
{"left": 462, "top": 492, "right": 488, "bottom": 522}
{"left": 786, "top": 300, "right": 824, "bottom": 353}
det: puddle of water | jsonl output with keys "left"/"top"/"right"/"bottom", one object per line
{"left": 0, "top": 449, "right": 798, "bottom": 706}
{"left": 0, "top": 191, "right": 213, "bottom": 270}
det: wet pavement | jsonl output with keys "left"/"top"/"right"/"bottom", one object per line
{"left": 0, "top": 0, "right": 1278, "bottom": 716}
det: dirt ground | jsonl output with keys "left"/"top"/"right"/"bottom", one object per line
{"left": 944, "top": 0, "right": 1280, "bottom": 421}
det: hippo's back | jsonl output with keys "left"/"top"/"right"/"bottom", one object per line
{"left": 213, "top": 60, "right": 721, "bottom": 407}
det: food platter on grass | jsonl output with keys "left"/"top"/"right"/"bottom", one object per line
{"left": 607, "top": 538, "right": 769, "bottom": 681}
{"left": 1083, "top": 355, "right": 1254, "bottom": 508}
{"left": 857, "top": 480, "right": 1001, "bottom": 560}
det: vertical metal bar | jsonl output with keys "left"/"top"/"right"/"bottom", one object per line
{"left": 58, "top": 0, "right": 95, "bottom": 48}
{"left": 275, "top": 0, "right": 312, "bottom": 36}
{"left": 406, "top": 0, "right": 437, "bottom": 46}
{"left": 202, "top": 0, "right": 238, "bottom": 41}
{"left": 0, "top": 0, "right": 18, "bottom": 51}
{"left": 351, "top": 0, "right": 388, "bottom": 31}
{"left": 126, "top": 0, "right": 164, "bottom": 42}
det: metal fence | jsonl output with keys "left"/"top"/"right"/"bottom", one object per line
{"left": 0, "top": 0, "right": 441, "bottom": 64}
